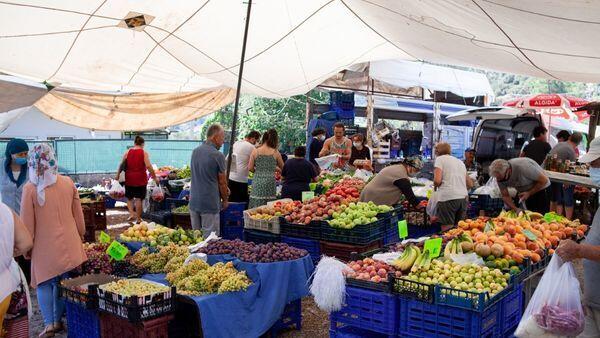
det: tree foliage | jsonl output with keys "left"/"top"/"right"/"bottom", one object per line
{"left": 200, "top": 90, "right": 328, "bottom": 153}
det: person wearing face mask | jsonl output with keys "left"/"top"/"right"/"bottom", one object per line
{"left": 359, "top": 156, "right": 423, "bottom": 207}
{"left": 0, "top": 138, "right": 31, "bottom": 282}
{"left": 555, "top": 137, "right": 600, "bottom": 337}
{"left": 349, "top": 133, "right": 372, "bottom": 171}
{"left": 309, "top": 128, "right": 326, "bottom": 168}
{"left": 1, "top": 138, "right": 29, "bottom": 212}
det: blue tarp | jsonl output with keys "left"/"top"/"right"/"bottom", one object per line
{"left": 143, "top": 254, "right": 314, "bottom": 338}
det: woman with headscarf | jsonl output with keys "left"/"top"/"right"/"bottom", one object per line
{"left": 1, "top": 138, "right": 31, "bottom": 283}
{"left": 20, "top": 143, "right": 87, "bottom": 337}
{"left": 1, "top": 138, "right": 29, "bottom": 212}
{"left": 0, "top": 201, "right": 32, "bottom": 335}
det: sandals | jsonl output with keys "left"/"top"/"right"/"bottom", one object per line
{"left": 53, "top": 322, "right": 65, "bottom": 333}
{"left": 38, "top": 325, "right": 55, "bottom": 338}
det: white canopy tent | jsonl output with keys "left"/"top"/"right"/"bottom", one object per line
{"left": 0, "top": 0, "right": 600, "bottom": 131}
{"left": 1, "top": 0, "right": 599, "bottom": 97}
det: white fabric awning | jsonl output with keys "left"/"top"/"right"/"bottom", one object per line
{"left": 0, "top": 1, "right": 599, "bottom": 99}
{"left": 370, "top": 60, "right": 494, "bottom": 98}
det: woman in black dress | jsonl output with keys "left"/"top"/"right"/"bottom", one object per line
{"left": 281, "top": 146, "right": 318, "bottom": 201}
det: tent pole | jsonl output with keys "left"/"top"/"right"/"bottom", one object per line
{"left": 226, "top": 0, "right": 253, "bottom": 178}
{"left": 366, "top": 62, "right": 374, "bottom": 147}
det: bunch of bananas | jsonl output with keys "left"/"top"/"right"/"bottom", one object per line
{"left": 392, "top": 245, "right": 421, "bottom": 271}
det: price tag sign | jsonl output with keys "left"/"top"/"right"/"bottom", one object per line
{"left": 302, "top": 191, "right": 315, "bottom": 202}
{"left": 423, "top": 238, "right": 442, "bottom": 258}
{"left": 106, "top": 240, "right": 129, "bottom": 261}
{"left": 484, "top": 221, "right": 494, "bottom": 233}
{"left": 99, "top": 231, "right": 111, "bottom": 244}
{"left": 522, "top": 229, "right": 537, "bottom": 241}
{"left": 426, "top": 189, "right": 432, "bottom": 199}
{"left": 398, "top": 220, "right": 408, "bottom": 239}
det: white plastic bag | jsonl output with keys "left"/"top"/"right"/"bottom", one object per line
{"left": 315, "top": 154, "right": 339, "bottom": 171}
{"left": 515, "top": 255, "right": 585, "bottom": 338}
{"left": 426, "top": 191, "right": 439, "bottom": 217}
{"left": 151, "top": 185, "right": 165, "bottom": 202}
{"left": 353, "top": 169, "right": 372, "bottom": 182}
{"left": 108, "top": 179, "right": 125, "bottom": 198}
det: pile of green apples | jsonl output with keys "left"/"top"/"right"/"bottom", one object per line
{"left": 327, "top": 202, "right": 392, "bottom": 229}
{"left": 405, "top": 258, "right": 511, "bottom": 297}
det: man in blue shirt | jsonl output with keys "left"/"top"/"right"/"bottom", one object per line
{"left": 189, "top": 124, "right": 229, "bottom": 235}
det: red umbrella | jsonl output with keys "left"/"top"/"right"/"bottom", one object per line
{"left": 503, "top": 94, "right": 589, "bottom": 120}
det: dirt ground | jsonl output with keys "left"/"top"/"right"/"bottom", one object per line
{"left": 28, "top": 207, "right": 585, "bottom": 338}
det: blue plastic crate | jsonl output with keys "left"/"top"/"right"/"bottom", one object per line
{"left": 243, "top": 229, "right": 281, "bottom": 244}
{"left": 501, "top": 283, "right": 524, "bottom": 336}
{"left": 383, "top": 214, "right": 400, "bottom": 245}
{"left": 434, "top": 280, "right": 515, "bottom": 312}
{"left": 406, "top": 223, "right": 440, "bottom": 239}
{"left": 221, "top": 218, "right": 244, "bottom": 227}
{"left": 268, "top": 299, "right": 301, "bottom": 337}
{"left": 330, "top": 287, "right": 398, "bottom": 336}
{"left": 399, "top": 296, "right": 501, "bottom": 338}
{"left": 221, "top": 224, "right": 244, "bottom": 240}
{"left": 221, "top": 202, "right": 246, "bottom": 223}
{"left": 66, "top": 301, "right": 101, "bottom": 338}
{"left": 329, "top": 325, "right": 392, "bottom": 338}
{"left": 104, "top": 196, "right": 116, "bottom": 209}
{"left": 281, "top": 236, "right": 321, "bottom": 263}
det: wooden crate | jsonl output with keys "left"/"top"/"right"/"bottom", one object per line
{"left": 82, "top": 199, "right": 107, "bottom": 242}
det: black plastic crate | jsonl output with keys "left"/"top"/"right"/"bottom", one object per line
{"left": 59, "top": 274, "right": 122, "bottom": 309}
{"left": 279, "top": 217, "right": 322, "bottom": 240}
{"left": 243, "top": 229, "right": 281, "bottom": 244}
{"left": 321, "top": 218, "right": 386, "bottom": 245}
{"left": 142, "top": 210, "right": 172, "bottom": 227}
{"left": 345, "top": 277, "right": 392, "bottom": 293}
{"left": 96, "top": 285, "right": 176, "bottom": 322}
{"left": 391, "top": 276, "right": 435, "bottom": 303}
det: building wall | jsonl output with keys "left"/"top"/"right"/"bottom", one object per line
{"left": 0, "top": 106, "right": 121, "bottom": 140}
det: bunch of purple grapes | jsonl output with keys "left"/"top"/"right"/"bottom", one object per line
{"left": 80, "top": 243, "right": 113, "bottom": 274}
{"left": 112, "top": 259, "right": 145, "bottom": 277}
{"left": 198, "top": 239, "right": 308, "bottom": 263}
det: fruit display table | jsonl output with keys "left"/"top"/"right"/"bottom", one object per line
{"left": 142, "top": 253, "right": 314, "bottom": 338}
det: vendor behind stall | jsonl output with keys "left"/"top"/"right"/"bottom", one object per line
{"left": 548, "top": 132, "right": 582, "bottom": 220}
{"left": 349, "top": 133, "right": 372, "bottom": 171}
{"left": 319, "top": 122, "right": 352, "bottom": 169}
{"left": 359, "top": 156, "right": 423, "bottom": 207}
{"left": 489, "top": 158, "right": 550, "bottom": 214}
{"left": 309, "top": 128, "right": 326, "bottom": 167}
{"left": 281, "top": 146, "right": 318, "bottom": 201}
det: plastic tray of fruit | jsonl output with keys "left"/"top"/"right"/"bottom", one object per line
{"left": 59, "top": 274, "right": 122, "bottom": 309}
{"left": 96, "top": 280, "right": 176, "bottom": 322}
{"left": 243, "top": 209, "right": 280, "bottom": 234}
{"left": 279, "top": 217, "right": 323, "bottom": 240}
{"left": 391, "top": 276, "right": 435, "bottom": 303}
{"left": 321, "top": 218, "right": 387, "bottom": 245}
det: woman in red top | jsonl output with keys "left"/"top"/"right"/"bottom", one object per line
{"left": 116, "top": 136, "right": 158, "bottom": 223}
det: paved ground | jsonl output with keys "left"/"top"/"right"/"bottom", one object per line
{"left": 27, "top": 207, "right": 586, "bottom": 337}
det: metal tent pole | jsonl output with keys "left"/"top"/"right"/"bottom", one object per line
{"left": 226, "top": 0, "right": 253, "bottom": 178}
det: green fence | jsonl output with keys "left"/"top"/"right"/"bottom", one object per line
{"left": 0, "top": 139, "right": 230, "bottom": 174}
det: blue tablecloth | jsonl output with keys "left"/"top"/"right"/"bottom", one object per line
{"left": 143, "top": 254, "right": 314, "bottom": 338}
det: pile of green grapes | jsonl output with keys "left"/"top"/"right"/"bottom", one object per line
{"left": 131, "top": 243, "right": 189, "bottom": 274}
{"left": 166, "top": 261, "right": 251, "bottom": 296}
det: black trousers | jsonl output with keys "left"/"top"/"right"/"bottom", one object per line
{"left": 228, "top": 179, "right": 249, "bottom": 204}
{"left": 525, "top": 188, "right": 550, "bottom": 214}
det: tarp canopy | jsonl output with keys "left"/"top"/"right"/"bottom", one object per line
{"left": 34, "top": 87, "right": 235, "bottom": 131}
{"left": 1, "top": 0, "right": 600, "bottom": 99}
{"left": 333, "top": 60, "right": 494, "bottom": 98}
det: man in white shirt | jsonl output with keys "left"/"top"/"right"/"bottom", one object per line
{"left": 228, "top": 131, "right": 260, "bottom": 203}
